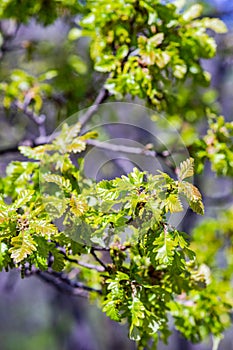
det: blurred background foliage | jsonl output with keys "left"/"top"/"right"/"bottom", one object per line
{"left": 0, "top": 0, "right": 233, "bottom": 349}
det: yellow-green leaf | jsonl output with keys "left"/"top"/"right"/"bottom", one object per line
{"left": 148, "top": 33, "right": 164, "bottom": 47}
{"left": 178, "top": 181, "right": 202, "bottom": 202}
{"left": 183, "top": 4, "right": 203, "bottom": 21}
{"left": 165, "top": 194, "right": 183, "bottom": 213}
{"left": 66, "top": 140, "right": 86, "bottom": 153}
{"left": 189, "top": 200, "right": 204, "bottom": 215}
{"left": 30, "top": 220, "right": 58, "bottom": 238}
{"left": 9, "top": 232, "right": 36, "bottom": 263}
{"left": 70, "top": 195, "right": 88, "bottom": 216}
{"left": 19, "top": 145, "right": 55, "bottom": 160}
{"left": 13, "top": 190, "right": 35, "bottom": 209}
{"left": 177, "top": 158, "right": 194, "bottom": 181}
{"left": 43, "top": 174, "right": 72, "bottom": 192}
{"left": 201, "top": 18, "right": 227, "bottom": 34}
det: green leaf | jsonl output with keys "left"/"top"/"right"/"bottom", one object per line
{"left": 19, "top": 145, "right": 54, "bottom": 160}
{"left": 70, "top": 195, "right": 88, "bottom": 216}
{"left": 129, "top": 325, "right": 141, "bottom": 341}
{"left": 152, "top": 230, "right": 176, "bottom": 265}
{"left": 66, "top": 139, "right": 86, "bottom": 153}
{"left": 9, "top": 232, "right": 36, "bottom": 263}
{"left": 30, "top": 220, "right": 58, "bottom": 238}
{"left": 0, "top": 242, "right": 8, "bottom": 271}
{"left": 43, "top": 174, "right": 72, "bottom": 192}
{"left": 148, "top": 319, "right": 160, "bottom": 334}
{"left": 212, "top": 335, "right": 223, "bottom": 350}
{"left": 95, "top": 55, "right": 117, "bottom": 72}
{"left": 183, "top": 4, "right": 203, "bottom": 21}
{"left": 43, "top": 195, "right": 68, "bottom": 219}
{"left": 51, "top": 248, "right": 65, "bottom": 272}
{"left": 39, "top": 70, "right": 58, "bottom": 81}
{"left": 165, "top": 194, "right": 183, "bottom": 213}
{"left": 154, "top": 51, "right": 171, "bottom": 68}
{"left": 116, "top": 45, "right": 129, "bottom": 59}
{"left": 68, "top": 28, "right": 83, "bottom": 41}
{"left": 6, "top": 161, "right": 38, "bottom": 184}
{"left": 177, "top": 158, "right": 194, "bottom": 181}
{"left": 178, "top": 181, "right": 202, "bottom": 202}
{"left": 148, "top": 33, "right": 164, "bottom": 47}
{"left": 13, "top": 190, "right": 34, "bottom": 209}
{"left": 189, "top": 200, "right": 204, "bottom": 215}
{"left": 53, "top": 123, "right": 82, "bottom": 148}
{"left": 68, "top": 55, "right": 87, "bottom": 75}
{"left": 129, "top": 297, "right": 146, "bottom": 327}
{"left": 102, "top": 300, "right": 121, "bottom": 322}
{"left": 201, "top": 18, "right": 227, "bottom": 34}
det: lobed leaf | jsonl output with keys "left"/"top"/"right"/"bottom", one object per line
{"left": 178, "top": 181, "right": 202, "bottom": 202}
{"left": 19, "top": 145, "right": 55, "bottom": 160}
{"left": 189, "top": 200, "right": 204, "bottom": 216}
{"left": 30, "top": 220, "right": 58, "bottom": 238}
{"left": 165, "top": 194, "right": 183, "bottom": 213}
{"left": 70, "top": 195, "right": 88, "bottom": 216}
{"left": 43, "top": 174, "right": 72, "bottom": 192}
{"left": 13, "top": 190, "right": 35, "bottom": 209}
{"left": 9, "top": 232, "right": 36, "bottom": 263}
{"left": 177, "top": 158, "right": 194, "bottom": 181}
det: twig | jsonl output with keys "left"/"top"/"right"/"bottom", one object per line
{"left": 79, "top": 86, "right": 109, "bottom": 129}
{"left": 14, "top": 100, "right": 47, "bottom": 137}
{"left": 0, "top": 145, "right": 20, "bottom": 155}
{"left": 92, "top": 244, "right": 131, "bottom": 252}
{"left": 86, "top": 139, "right": 171, "bottom": 158}
{"left": 90, "top": 248, "right": 108, "bottom": 271}
{"left": 24, "top": 267, "right": 102, "bottom": 297}
{"left": 47, "top": 269, "right": 102, "bottom": 292}
{"left": 37, "top": 271, "right": 91, "bottom": 297}
{"left": 62, "top": 253, "right": 105, "bottom": 272}
{"left": 92, "top": 246, "right": 111, "bottom": 251}
{"left": 14, "top": 101, "right": 45, "bottom": 126}
{"left": 33, "top": 86, "right": 109, "bottom": 145}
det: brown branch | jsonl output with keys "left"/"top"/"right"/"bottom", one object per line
{"left": 24, "top": 267, "right": 102, "bottom": 297}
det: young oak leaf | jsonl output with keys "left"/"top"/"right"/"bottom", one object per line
{"left": 70, "top": 195, "right": 88, "bottom": 216}
{"left": 102, "top": 300, "right": 121, "bottom": 322}
{"left": 9, "top": 232, "right": 36, "bottom": 263}
{"left": 13, "top": 189, "right": 35, "bottom": 209}
{"left": 177, "top": 158, "right": 194, "bottom": 181}
{"left": 30, "top": 220, "right": 58, "bottom": 238}
{"left": 43, "top": 174, "right": 72, "bottom": 192}
{"left": 66, "top": 140, "right": 86, "bottom": 153}
{"left": 189, "top": 200, "right": 204, "bottom": 216}
{"left": 178, "top": 181, "right": 202, "bottom": 202}
{"left": 165, "top": 194, "right": 183, "bottom": 213}
{"left": 19, "top": 145, "right": 55, "bottom": 160}
{"left": 53, "top": 122, "right": 82, "bottom": 148}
